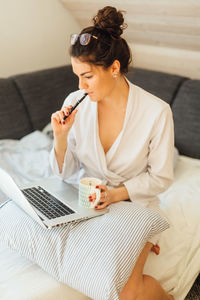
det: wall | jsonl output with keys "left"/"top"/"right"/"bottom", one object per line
{"left": 0, "top": 0, "right": 81, "bottom": 77}
{"left": 60, "top": 0, "right": 200, "bottom": 79}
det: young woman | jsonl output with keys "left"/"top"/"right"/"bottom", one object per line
{"left": 50, "top": 6, "right": 174, "bottom": 300}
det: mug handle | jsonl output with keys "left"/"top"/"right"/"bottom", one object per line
{"left": 90, "top": 188, "right": 101, "bottom": 208}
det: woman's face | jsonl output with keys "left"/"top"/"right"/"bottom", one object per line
{"left": 71, "top": 57, "right": 117, "bottom": 102}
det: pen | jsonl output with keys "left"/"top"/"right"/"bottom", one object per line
{"left": 62, "top": 93, "right": 88, "bottom": 122}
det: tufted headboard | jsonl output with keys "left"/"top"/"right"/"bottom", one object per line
{"left": 126, "top": 68, "right": 200, "bottom": 159}
{"left": 0, "top": 66, "right": 199, "bottom": 159}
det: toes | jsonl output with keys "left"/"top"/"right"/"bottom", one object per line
{"left": 151, "top": 244, "right": 160, "bottom": 255}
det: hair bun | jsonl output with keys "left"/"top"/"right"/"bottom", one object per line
{"left": 93, "top": 6, "right": 127, "bottom": 38}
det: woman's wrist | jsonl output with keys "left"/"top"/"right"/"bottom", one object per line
{"left": 109, "top": 186, "right": 130, "bottom": 204}
{"left": 54, "top": 142, "right": 67, "bottom": 155}
{"left": 54, "top": 139, "right": 68, "bottom": 173}
{"left": 54, "top": 135, "right": 68, "bottom": 153}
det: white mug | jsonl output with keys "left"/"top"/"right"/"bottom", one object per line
{"left": 79, "top": 177, "right": 102, "bottom": 209}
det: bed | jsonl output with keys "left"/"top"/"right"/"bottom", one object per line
{"left": 0, "top": 140, "right": 199, "bottom": 299}
{"left": 0, "top": 65, "right": 199, "bottom": 299}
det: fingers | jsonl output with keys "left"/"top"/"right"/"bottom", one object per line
{"left": 62, "top": 105, "right": 73, "bottom": 122}
{"left": 95, "top": 201, "right": 108, "bottom": 210}
{"left": 51, "top": 111, "right": 62, "bottom": 124}
{"left": 51, "top": 105, "right": 73, "bottom": 125}
{"left": 89, "top": 191, "right": 107, "bottom": 202}
{"left": 89, "top": 185, "right": 110, "bottom": 210}
{"left": 51, "top": 106, "right": 78, "bottom": 139}
{"left": 95, "top": 184, "right": 106, "bottom": 191}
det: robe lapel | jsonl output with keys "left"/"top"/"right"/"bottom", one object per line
{"left": 93, "top": 80, "right": 134, "bottom": 186}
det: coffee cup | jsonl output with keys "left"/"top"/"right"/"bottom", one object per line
{"left": 79, "top": 177, "right": 102, "bottom": 208}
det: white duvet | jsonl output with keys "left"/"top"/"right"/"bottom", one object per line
{"left": 145, "top": 155, "right": 200, "bottom": 299}
{"left": 0, "top": 128, "right": 200, "bottom": 300}
{"left": 0, "top": 128, "right": 53, "bottom": 204}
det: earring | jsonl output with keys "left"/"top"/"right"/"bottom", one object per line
{"left": 113, "top": 74, "right": 117, "bottom": 78}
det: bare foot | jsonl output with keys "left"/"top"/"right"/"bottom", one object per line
{"left": 151, "top": 244, "right": 160, "bottom": 255}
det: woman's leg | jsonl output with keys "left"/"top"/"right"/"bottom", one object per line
{"left": 119, "top": 242, "right": 174, "bottom": 300}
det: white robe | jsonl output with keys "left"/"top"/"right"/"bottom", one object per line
{"left": 50, "top": 80, "right": 174, "bottom": 210}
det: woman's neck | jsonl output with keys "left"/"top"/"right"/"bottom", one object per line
{"left": 99, "top": 75, "right": 129, "bottom": 109}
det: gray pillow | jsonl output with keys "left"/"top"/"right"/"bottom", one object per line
{"left": 0, "top": 200, "right": 169, "bottom": 299}
{"left": 172, "top": 79, "right": 200, "bottom": 159}
{"left": 13, "top": 66, "right": 78, "bottom": 132}
{"left": 0, "top": 79, "right": 32, "bottom": 139}
{"left": 126, "top": 67, "right": 186, "bottom": 105}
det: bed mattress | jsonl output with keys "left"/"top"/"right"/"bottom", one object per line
{"left": 0, "top": 155, "right": 200, "bottom": 300}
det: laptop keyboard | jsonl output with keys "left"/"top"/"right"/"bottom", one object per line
{"left": 22, "top": 186, "right": 75, "bottom": 219}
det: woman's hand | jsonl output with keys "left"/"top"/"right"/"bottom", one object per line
{"left": 89, "top": 185, "right": 130, "bottom": 210}
{"left": 89, "top": 184, "right": 113, "bottom": 210}
{"left": 51, "top": 105, "right": 77, "bottom": 139}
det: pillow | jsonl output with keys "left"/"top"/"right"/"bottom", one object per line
{"left": 172, "top": 79, "right": 200, "bottom": 159}
{"left": 0, "top": 200, "right": 169, "bottom": 299}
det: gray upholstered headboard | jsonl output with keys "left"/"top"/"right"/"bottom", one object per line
{"left": 127, "top": 68, "right": 200, "bottom": 159}
{"left": 172, "top": 80, "right": 200, "bottom": 159}
{"left": 0, "top": 66, "right": 78, "bottom": 140}
{"left": 0, "top": 66, "right": 199, "bottom": 159}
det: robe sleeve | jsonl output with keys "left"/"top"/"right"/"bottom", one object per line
{"left": 124, "top": 105, "right": 174, "bottom": 202}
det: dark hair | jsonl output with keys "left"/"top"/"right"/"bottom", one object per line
{"left": 69, "top": 6, "right": 132, "bottom": 74}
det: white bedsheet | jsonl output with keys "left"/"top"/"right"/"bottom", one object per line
{"left": 0, "top": 129, "right": 200, "bottom": 299}
{"left": 145, "top": 155, "right": 200, "bottom": 299}
{"left": 0, "top": 246, "right": 88, "bottom": 300}
{"left": 0, "top": 129, "right": 53, "bottom": 204}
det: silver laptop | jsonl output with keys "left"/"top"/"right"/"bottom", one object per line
{"left": 0, "top": 168, "right": 108, "bottom": 229}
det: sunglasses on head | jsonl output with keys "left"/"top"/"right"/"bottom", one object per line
{"left": 70, "top": 33, "right": 98, "bottom": 46}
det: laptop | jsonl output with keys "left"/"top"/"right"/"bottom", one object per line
{"left": 0, "top": 168, "right": 108, "bottom": 229}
